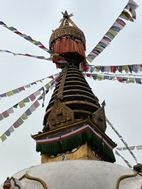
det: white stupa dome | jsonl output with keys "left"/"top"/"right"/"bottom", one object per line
{"left": 1, "top": 160, "right": 142, "bottom": 189}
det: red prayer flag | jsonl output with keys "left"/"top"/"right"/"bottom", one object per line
{"left": 29, "top": 94, "right": 36, "bottom": 101}
{"left": 2, "top": 111, "right": 9, "bottom": 118}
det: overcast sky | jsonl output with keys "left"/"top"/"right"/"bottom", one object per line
{"left": 0, "top": 0, "right": 142, "bottom": 184}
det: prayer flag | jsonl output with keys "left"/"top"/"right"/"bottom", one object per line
{"left": 19, "top": 100, "right": 25, "bottom": 108}
{"left": 25, "top": 84, "right": 31, "bottom": 88}
{"left": 0, "top": 134, "right": 7, "bottom": 142}
{"left": 136, "top": 145, "right": 142, "bottom": 150}
{"left": 18, "top": 87, "right": 25, "bottom": 91}
{"left": 24, "top": 97, "right": 30, "bottom": 103}
{"left": 25, "top": 109, "right": 32, "bottom": 116}
{"left": 29, "top": 104, "right": 36, "bottom": 113}
{"left": 13, "top": 89, "right": 19, "bottom": 94}
{"left": 86, "top": 0, "right": 138, "bottom": 63}
{"left": 135, "top": 78, "right": 141, "bottom": 84}
{"left": 34, "top": 90, "right": 41, "bottom": 97}
{"left": 13, "top": 103, "right": 18, "bottom": 108}
{"left": 6, "top": 91, "right": 13, "bottom": 96}
{"left": 7, "top": 107, "right": 14, "bottom": 114}
{"left": 29, "top": 94, "right": 36, "bottom": 101}
{"left": 13, "top": 118, "right": 24, "bottom": 128}
{"left": 5, "top": 130, "right": 11, "bottom": 136}
{"left": 9, "top": 126, "right": 14, "bottom": 133}
{"left": 21, "top": 113, "right": 28, "bottom": 120}
{"left": 0, "top": 114, "right": 4, "bottom": 121}
{"left": 33, "top": 101, "right": 40, "bottom": 108}
{"left": 2, "top": 111, "right": 9, "bottom": 118}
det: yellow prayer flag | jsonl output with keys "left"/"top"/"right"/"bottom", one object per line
{"left": 109, "top": 29, "right": 117, "bottom": 36}
{"left": 124, "top": 65, "right": 129, "bottom": 73}
{"left": 0, "top": 134, "right": 7, "bottom": 142}
{"left": 95, "top": 66, "right": 100, "bottom": 72}
{"left": 6, "top": 91, "right": 13, "bottom": 96}
{"left": 19, "top": 101, "right": 25, "bottom": 108}
{"left": 128, "top": 77, "right": 135, "bottom": 83}
{"left": 97, "top": 75, "right": 104, "bottom": 80}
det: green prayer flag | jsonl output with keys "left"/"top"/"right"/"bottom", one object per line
{"left": 21, "top": 113, "right": 28, "bottom": 120}
{"left": 13, "top": 89, "right": 19, "bottom": 94}
{"left": 45, "top": 83, "right": 49, "bottom": 89}
{"left": 0, "top": 114, "right": 3, "bottom": 121}
{"left": 24, "top": 97, "right": 30, "bottom": 103}
{"left": 18, "top": 117, "right": 24, "bottom": 125}
{"left": 33, "top": 41, "right": 41, "bottom": 45}
{"left": 95, "top": 45, "right": 104, "bottom": 51}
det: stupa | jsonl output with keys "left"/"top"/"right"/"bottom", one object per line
{"left": 1, "top": 11, "right": 142, "bottom": 189}
{"left": 32, "top": 11, "right": 116, "bottom": 163}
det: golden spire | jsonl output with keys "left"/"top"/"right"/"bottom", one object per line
{"left": 49, "top": 11, "right": 86, "bottom": 50}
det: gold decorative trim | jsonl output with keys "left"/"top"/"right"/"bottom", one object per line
{"left": 19, "top": 173, "right": 48, "bottom": 189}
{"left": 48, "top": 99, "right": 74, "bottom": 129}
{"left": 32, "top": 119, "right": 87, "bottom": 139}
{"left": 91, "top": 105, "right": 107, "bottom": 132}
{"left": 57, "top": 67, "right": 67, "bottom": 98}
{"left": 116, "top": 172, "right": 138, "bottom": 189}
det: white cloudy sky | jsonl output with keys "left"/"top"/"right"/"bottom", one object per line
{"left": 0, "top": 0, "right": 142, "bottom": 184}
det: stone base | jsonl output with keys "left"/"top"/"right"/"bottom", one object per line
{"left": 41, "top": 143, "right": 101, "bottom": 163}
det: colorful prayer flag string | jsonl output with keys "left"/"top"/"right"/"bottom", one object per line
{"left": 116, "top": 145, "right": 142, "bottom": 151}
{"left": 0, "top": 21, "right": 50, "bottom": 53}
{"left": 84, "top": 72, "right": 142, "bottom": 84}
{"left": 0, "top": 88, "right": 41, "bottom": 122}
{"left": 0, "top": 78, "right": 57, "bottom": 142}
{"left": 0, "top": 98, "right": 41, "bottom": 142}
{"left": 0, "top": 74, "right": 60, "bottom": 122}
{"left": 0, "top": 49, "right": 51, "bottom": 61}
{"left": 86, "top": 0, "right": 138, "bottom": 63}
{"left": 0, "top": 73, "right": 59, "bottom": 99}
{"left": 86, "top": 64, "right": 142, "bottom": 74}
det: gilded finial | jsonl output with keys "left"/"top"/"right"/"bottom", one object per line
{"left": 62, "top": 10, "right": 73, "bottom": 20}
{"left": 60, "top": 11, "right": 74, "bottom": 26}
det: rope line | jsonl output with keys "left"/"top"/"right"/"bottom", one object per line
{"left": 106, "top": 116, "right": 138, "bottom": 164}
